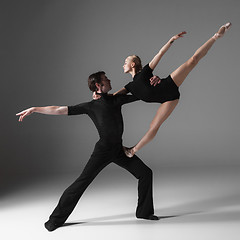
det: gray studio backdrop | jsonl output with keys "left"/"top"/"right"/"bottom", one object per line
{"left": 1, "top": 0, "right": 240, "bottom": 187}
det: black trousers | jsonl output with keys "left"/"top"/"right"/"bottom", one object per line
{"left": 49, "top": 142, "right": 154, "bottom": 224}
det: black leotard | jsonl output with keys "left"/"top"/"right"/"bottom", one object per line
{"left": 124, "top": 64, "right": 180, "bottom": 103}
{"left": 68, "top": 93, "right": 138, "bottom": 145}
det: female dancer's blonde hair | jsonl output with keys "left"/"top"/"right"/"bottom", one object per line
{"left": 129, "top": 55, "right": 142, "bottom": 73}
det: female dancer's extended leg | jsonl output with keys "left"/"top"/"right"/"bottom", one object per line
{"left": 171, "top": 22, "right": 232, "bottom": 87}
{"left": 125, "top": 23, "right": 231, "bottom": 158}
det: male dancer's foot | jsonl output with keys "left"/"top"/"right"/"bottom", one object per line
{"left": 213, "top": 22, "right": 232, "bottom": 40}
{"left": 137, "top": 214, "right": 160, "bottom": 221}
{"left": 44, "top": 220, "right": 63, "bottom": 232}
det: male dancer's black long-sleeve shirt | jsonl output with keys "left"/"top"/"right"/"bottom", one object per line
{"left": 49, "top": 94, "right": 154, "bottom": 224}
{"left": 68, "top": 93, "right": 138, "bottom": 146}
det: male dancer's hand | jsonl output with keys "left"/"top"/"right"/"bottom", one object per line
{"left": 150, "top": 75, "right": 161, "bottom": 87}
{"left": 123, "top": 146, "right": 135, "bottom": 158}
{"left": 16, "top": 107, "right": 35, "bottom": 122}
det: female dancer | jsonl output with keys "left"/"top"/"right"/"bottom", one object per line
{"left": 115, "top": 22, "right": 232, "bottom": 157}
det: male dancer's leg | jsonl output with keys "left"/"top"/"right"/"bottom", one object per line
{"left": 113, "top": 150, "right": 154, "bottom": 218}
{"left": 45, "top": 148, "right": 111, "bottom": 230}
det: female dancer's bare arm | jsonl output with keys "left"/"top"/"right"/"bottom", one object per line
{"left": 92, "top": 88, "right": 127, "bottom": 99}
{"left": 16, "top": 106, "right": 68, "bottom": 121}
{"left": 149, "top": 31, "right": 186, "bottom": 70}
{"left": 113, "top": 75, "right": 162, "bottom": 96}
{"left": 113, "top": 88, "right": 128, "bottom": 95}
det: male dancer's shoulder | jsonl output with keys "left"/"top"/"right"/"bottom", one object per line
{"left": 68, "top": 101, "right": 91, "bottom": 115}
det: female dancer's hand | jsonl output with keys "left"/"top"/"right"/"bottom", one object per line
{"left": 92, "top": 92, "right": 101, "bottom": 100}
{"left": 150, "top": 75, "right": 161, "bottom": 87}
{"left": 170, "top": 31, "right": 187, "bottom": 42}
{"left": 92, "top": 92, "right": 113, "bottom": 99}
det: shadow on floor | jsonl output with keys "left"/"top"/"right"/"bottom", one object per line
{"left": 62, "top": 194, "right": 240, "bottom": 228}
{"left": 62, "top": 211, "right": 200, "bottom": 228}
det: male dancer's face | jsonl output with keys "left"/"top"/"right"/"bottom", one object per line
{"left": 98, "top": 74, "right": 112, "bottom": 93}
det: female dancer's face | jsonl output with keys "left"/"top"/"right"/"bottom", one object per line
{"left": 123, "top": 57, "right": 134, "bottom": 73}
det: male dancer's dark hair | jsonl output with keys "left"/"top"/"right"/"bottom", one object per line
{"left": 88, "top": 71, "right": 105, "bottom": 92}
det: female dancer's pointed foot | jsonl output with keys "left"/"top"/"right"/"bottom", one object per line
{"left": 213, "top": 22, "right": 232, "bottom": 40}
{"left": 123, "top": 146, "right": 136, "bottom": 158}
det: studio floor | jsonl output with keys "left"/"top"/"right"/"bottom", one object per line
{"left": 1, "top": 165, "right": 240, "bottom": 240}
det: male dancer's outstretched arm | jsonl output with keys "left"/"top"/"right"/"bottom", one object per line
{"left": 16, "top": 106, "right": 68, "bottom": 121}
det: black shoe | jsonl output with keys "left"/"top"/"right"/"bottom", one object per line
{"left": 44, "top": 220, "right": 63, "bottom": 232}
{"left": 137, "top": 214, "right": 160, "bottom": 221}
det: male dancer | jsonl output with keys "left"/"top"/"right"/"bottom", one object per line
{"left": 16, "top": 71, "right": 159, "bottom": 231}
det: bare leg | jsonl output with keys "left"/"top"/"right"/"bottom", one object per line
{"left": 124, "top": 100, "right": 179, "bottom": 157}
{"left": 171, "top": 22, "right": 231, "bottom": 87}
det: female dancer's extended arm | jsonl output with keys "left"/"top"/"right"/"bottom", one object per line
{"left": 16, "top": 106, "right": 68, "bottom": 122}
{"left": 92, "top": 88, "right": 127, "bottom": 99}
{"left": 113, "top": 88, "right": 128, "bottom": 95}
{"left": 113, "top": 75, "right": 162, "bottom": 95}
{"left": 149, "top": 31, "right": 186, "bottom": 70}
